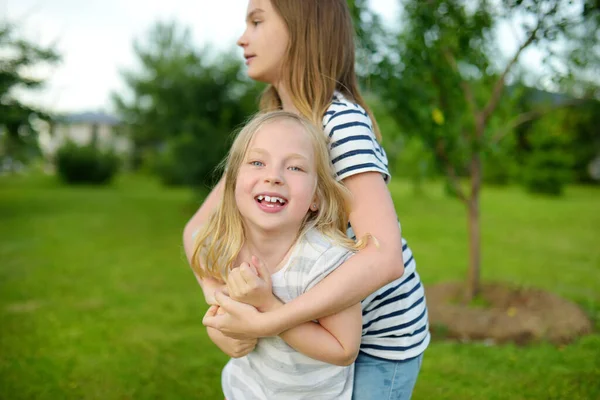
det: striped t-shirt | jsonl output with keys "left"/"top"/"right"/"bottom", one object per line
{"left": 322, "top": 91, "right": 430, "bottom": 360}
{"left": 222, "top": 229, "right": 355, "bottom": 400}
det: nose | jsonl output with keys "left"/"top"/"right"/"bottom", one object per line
{"left": 237, "top": 29, "right": 248, "bottom": 48}
{"left": 264, "top": 168, "right": 283, "bottom": 186}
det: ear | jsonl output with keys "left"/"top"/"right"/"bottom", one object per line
{"left": 310, "top": 194, "right": 319, "bottom": 212}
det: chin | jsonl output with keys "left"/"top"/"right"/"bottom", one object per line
{"left": 247, "top": 70, "right": 273, "bottom": 84}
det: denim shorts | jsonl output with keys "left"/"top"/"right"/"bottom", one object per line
{"left": 352, "top": 351, "right": 423, "bottom": 400}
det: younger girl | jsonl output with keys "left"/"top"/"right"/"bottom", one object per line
{"left": 191, "top": 111, "right": 365, "bottom": 399}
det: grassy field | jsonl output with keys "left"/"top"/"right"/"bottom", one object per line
{"left": 1, "top": 174, "right": 599, "bottom": 399}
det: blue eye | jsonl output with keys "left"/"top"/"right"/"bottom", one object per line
{"left": 250, "top": 161, "right": 264, "bottom": 167}
{"left": 289, "top": 166, "right": 303, "bottom": 172}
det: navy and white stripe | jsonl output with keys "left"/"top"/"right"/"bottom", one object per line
{"left": 323, "top": 95, "right": 390, "bottom": 183}
{"left": 322, "top": 92, "right": 430, "bottom": 361}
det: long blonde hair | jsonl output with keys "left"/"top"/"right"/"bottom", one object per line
{"left": 259, "top": 0, "right": 382, "bottom": 141}
{"left": 191, "top": 111, "right": 364, "bottom": 281}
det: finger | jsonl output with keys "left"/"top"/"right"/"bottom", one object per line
{"left": 214, "top": 290, "right": 255, "bottom": 318}
{"left": 247, "top": 259, "right": 258, "bottom": 276}
{"left": 227, "top": 270, "right": 245, "bottom": 296}
{"left": 251, "top": 255, "right": 271, "bottom": 281}
{"left": 237, "top": 262, "right": 254, "bottom": 283}
{"left": 239, "top": 264, "right": 259, "bottom": 285}
{"left": 203, "top": 307, "right": 222, "bottom": 329}
{"left": 205, "top": 305, "right": 219, "bottom": 317}
{"left": 213, "top": 290, "right": 236, "bottom": 312}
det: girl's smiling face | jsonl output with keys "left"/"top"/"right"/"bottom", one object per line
{"left": 235, "top": 118, "right": 317, "bottom": 235}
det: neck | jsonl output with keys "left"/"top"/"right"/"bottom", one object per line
{"left": 241, "top": 225, "right": 301, "bottom": 274}
{"left": 274, "top": 83, "right": 299, "bottom": 114}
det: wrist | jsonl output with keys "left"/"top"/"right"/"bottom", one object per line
{"left": 256, "top": 306, "right": 289, "bottom": 337}
{"left": 257, "top": 296, "right": 283, "bottom": 313}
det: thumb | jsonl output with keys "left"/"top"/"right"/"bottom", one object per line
{"left": 203, "top": 304, "right": 222, "bottom": 328}
{"left": 251, "top": 255, "right": 271, "bottom": 281}
{"left": 205, "top": 304, "right": 219, "bottom": 317}
{"left": 214, "top": 290, "right": 237, "bottom": 313}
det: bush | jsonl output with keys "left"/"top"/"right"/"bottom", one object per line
{"left": 151, "top": 129, "right": 230, "bottom": 187}
{"left": 55, "top": 142, "right": 120, "bottom": 184}
{"left": 521, "top": 118, "right": 572, "bottom": 196}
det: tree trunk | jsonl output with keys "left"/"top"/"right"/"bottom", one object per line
{"left": 466, "top": 152, "right": 482, "bottom": 302}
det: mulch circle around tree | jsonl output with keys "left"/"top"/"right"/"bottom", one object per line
{"left": 426, "top": 282, "right": 593, "bottom": 345}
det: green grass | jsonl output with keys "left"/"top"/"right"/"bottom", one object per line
{"left": 1, "top": 174, "right": 599, "bottom": 399}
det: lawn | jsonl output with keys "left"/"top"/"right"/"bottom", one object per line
{"left": 1, "top": 174, "right": 599, "bottom": 399}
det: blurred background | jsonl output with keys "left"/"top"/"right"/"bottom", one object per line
{"left": 1, "top": 0, "right": 599, "bottom": 399}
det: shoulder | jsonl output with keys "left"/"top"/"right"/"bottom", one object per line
{"left": 322, "top": 92, "right": 374, "bottom": 137}
{"left": 300, "top": 229, "right": 353, "bottom": 266}
{"left": 321, "top": 92, "right": 391, "bottom": 182}
{"left": 295, "top": 229, "right": 354, "bottom": 292}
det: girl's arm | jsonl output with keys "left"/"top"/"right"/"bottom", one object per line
{"left": 224, "top": 258, "right": 362, "bottom": 366}
{"left": 183, "top": 177, "right": 225, "bottom": 304}
{"left": 204, "top": 172, "right": 404, "bottom": 338}
{"left": 270, "top": 171, "right": 404, "bottom": 326}
{"left": 274, "top": 302, "right": 362, "bottom": 366}
{"left": 182, "top": 178, "right": 258, "bottom": 356}
{"left": 204, "top": 306, "right": 257, "bottom": 358}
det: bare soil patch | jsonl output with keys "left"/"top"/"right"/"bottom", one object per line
{"left": 426, "top": 282, "right": 593, "bottom": 345}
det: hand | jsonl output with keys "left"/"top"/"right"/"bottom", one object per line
{"left": 226, "top": 256, "right": 278, "bottom": 311}
{"left": 203, "top": 290, "right": 282, "bottom": 339}
{"left": 201, "top": 276, "right": 226, "bottom": 305}
{"left": 204, "top": 305, "right": 257, "bottom": 358}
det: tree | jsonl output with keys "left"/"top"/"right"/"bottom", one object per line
{"left": 113, "top": 21, "right": 260, "bottom": 187}
{"left": 371, "top": 0, "right": 599, "bottom": 300}
{"left": 0, "top": 21, "right": 60, "bottom": 171}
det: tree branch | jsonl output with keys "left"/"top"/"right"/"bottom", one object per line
{"left": 481, "top": 22, "right": 542, "bottom": 125}
{"left": 491, "top": 98, "right": 585, "bottom": 143}
{"left": 434, "top": 141, "right": 469, "bottom": 204}
{"left": 443, "top": 49, "right": 478, "bottom": 118}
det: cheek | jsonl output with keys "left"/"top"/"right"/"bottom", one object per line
{"left": 295, "top": 177, "right": 318, "bottom": 203}
{"left": 234, "top": 180, "right": 248, "bottom": 204}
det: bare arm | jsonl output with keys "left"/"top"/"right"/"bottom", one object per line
{"left": 277, "top": 302, "right": 362, "bottom": 366}
{"left": 203, "top": 172, "right": 405, "bottom": 338}
{"left": 265, "top": 172, "right": 404, "bottom": 331}
{"left": 212, "top": 292, "right": 361, "bottom": 366}
{"left": 183, "top": 177, "right": 225, "bottom": 304}
{"left": 223, "top": 258, "right": 361, "bottom": 365}
{"left": 183, "top": 177, "right": 224, "bottom": 264}
{"left": 205, "top": 306, "right": 257, "bottom": 358}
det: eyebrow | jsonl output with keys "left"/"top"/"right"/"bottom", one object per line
{"left": 246, "top": 9, "right": 265, "bottom": 21}
{"left": 247, "top": 148, "right": 310, "bottom": 162}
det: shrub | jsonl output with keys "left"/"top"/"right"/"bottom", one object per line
{"left": 55, "top": 142, "right": 119, "bottom": 184}
{"left": 521, "top": 118, "right": 572, "bottom": 196}
{"left": 152, "top": 129, "right": 229, "bottom": 187}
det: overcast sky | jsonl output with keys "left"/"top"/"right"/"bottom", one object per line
{"left": 2, "top": 0, "right": 536, "bottom": 114}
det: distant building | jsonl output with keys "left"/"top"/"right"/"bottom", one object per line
{"left": 38, "top": 111, "right": 131, "bottom": 161}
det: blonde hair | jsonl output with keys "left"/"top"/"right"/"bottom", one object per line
{"left": 191, "top": 111, "right": 367, "bottom": 281}
{"left": 259, "top": 0, "right": 382, "bottom": 141}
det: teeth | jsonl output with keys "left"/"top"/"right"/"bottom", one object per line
{"left": 256, "top": 195, "right": 286, "bottom": 204}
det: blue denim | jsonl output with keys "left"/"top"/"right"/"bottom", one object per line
{"left": 352, "top": 351, "right": 423, "bottom": 400}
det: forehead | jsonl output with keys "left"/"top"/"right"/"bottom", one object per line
{"left": 248, "top": 119, "right": 314, "bottom": 157}
{"left": 246, "top": 0, "right": 271, "bottom": 13}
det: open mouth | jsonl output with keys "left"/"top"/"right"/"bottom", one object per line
{"left": 255, "top": 194, "right": 287, "bottom": 208}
